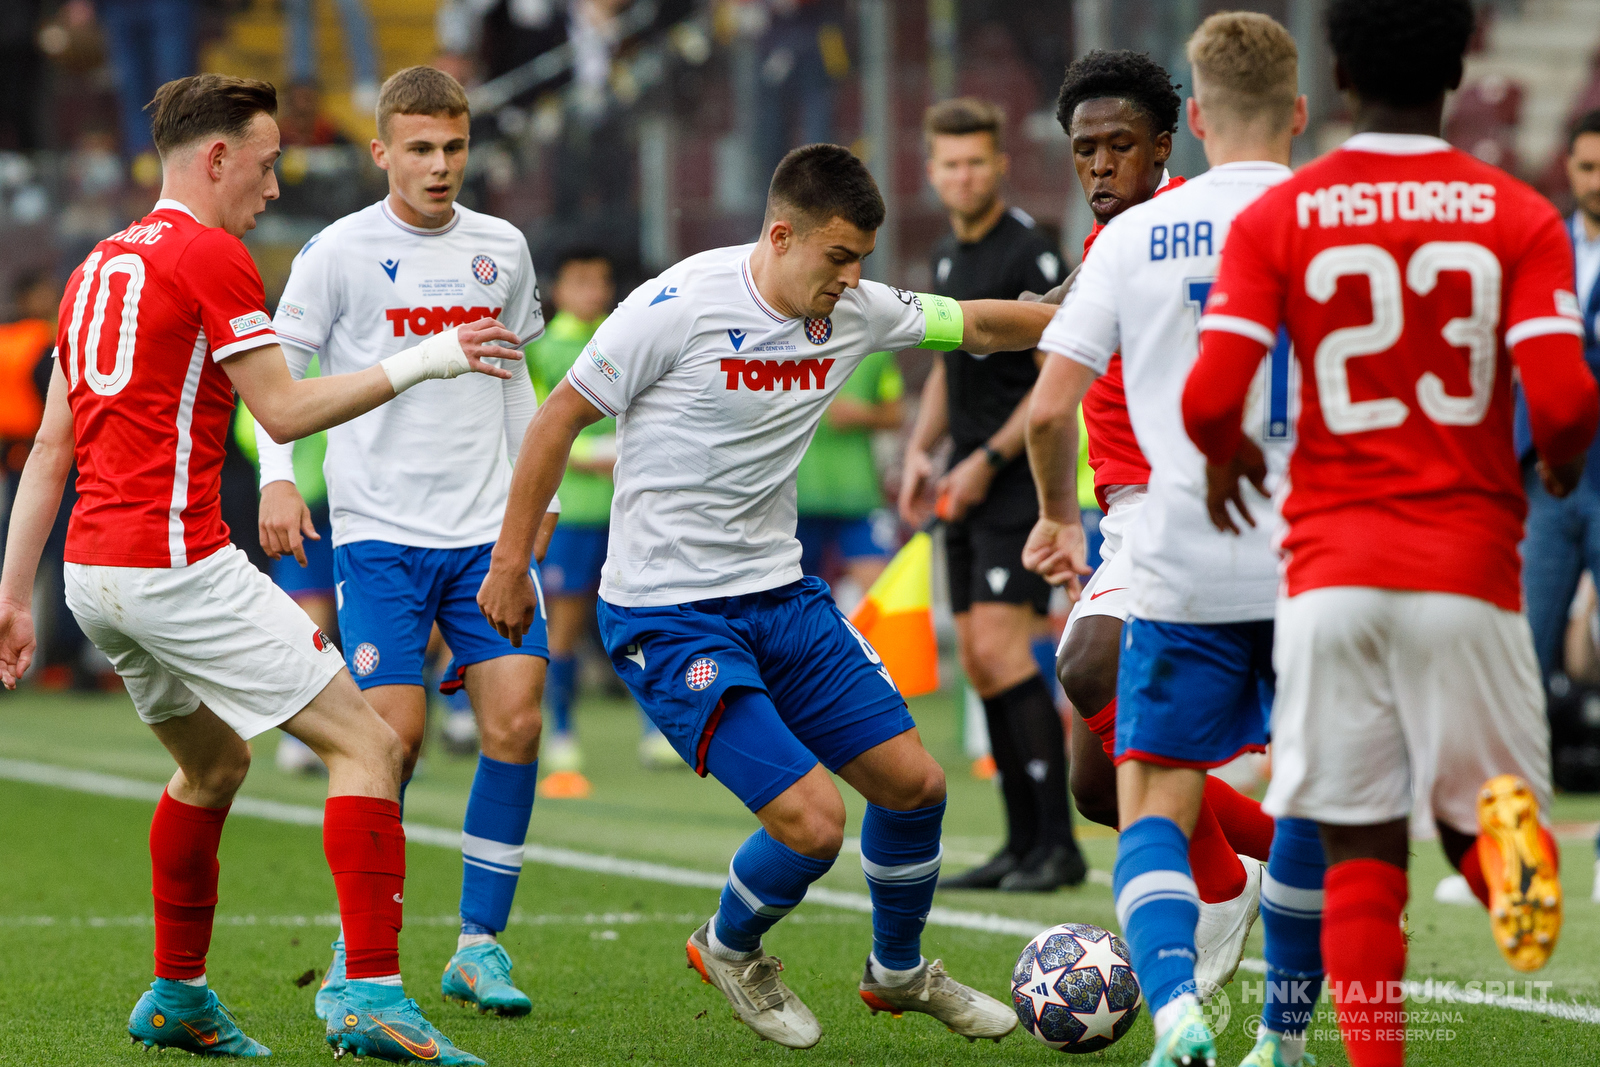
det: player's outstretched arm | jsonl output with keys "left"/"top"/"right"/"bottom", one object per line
{"left": 1022, "top": 353, "right": 1097, "bottom": 594}
{"left": 480, "top": 379, "right": 604, "bottom": 645}
{"left": 957, "top": 299, "right": 1057, "bottom": 356}
{"left": 0, "top": 363, "right": 74, "bottom": 688}
{"left": 1184, "top": 329, "right": 1271, "bottom": 534}
{"left": 223, "top": 318, "right": 524, "bottom": 444}
{"left": 1514, "top": 332, "right": 1600, "bottom": 499}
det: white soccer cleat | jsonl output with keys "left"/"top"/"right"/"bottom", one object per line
{"left": 1194, "top": 854, "right": 1261, "bottom": 998}
{"left": 274, "top": 734, "right": 325, "bottom": 775}
{"left": 1434, "top": 874, "right": 1480, "bottom": 907}
{"left": 685, "top": 922, "right": 821, "bottom": 1049}
{"left": 859, "top": 957, "right": 1017, "bottom": 1042}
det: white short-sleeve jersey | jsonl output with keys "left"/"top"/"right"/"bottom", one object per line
{"left": 259, "top": 199, "right": 546, "bottom": 549}
{"left": 1039, "top": 162, "right": 1296, "bottom": 623}
{"left": 569, "top": 244, "right": 960, "bottom": 607}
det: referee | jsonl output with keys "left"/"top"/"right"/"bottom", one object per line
{"left": 899, "top": 97, "right": 1085, "bottom": 892}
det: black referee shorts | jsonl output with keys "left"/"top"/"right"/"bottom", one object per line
{"left": 944, "top": 519, "right": 1051, "bottom": 616}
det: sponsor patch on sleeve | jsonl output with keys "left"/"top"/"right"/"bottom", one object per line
{"left": 279, "top": 302, "right": 306, "bottom": 321}
{"left": 1556, "top": 289, "right": 1582, "bottom": 320}
{"left": 230, "top": 310, "right": 273, "bottom": 336}
{"left": 587, "top": 338, "right": 621, "bottom": 382}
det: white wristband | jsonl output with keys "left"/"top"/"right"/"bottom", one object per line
{"left": 379, "top": 327, "right": 472, "bottom": 393}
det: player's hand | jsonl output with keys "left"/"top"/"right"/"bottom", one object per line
{"left": 1022, "top": 517, "right": 1093, "bottom": 599}
{"left": 0, "top": 599, "right": 37, "bottom": 690}
{"left": 478, "top": 561, "right": 537, "bottom": 647}
{"left": 1538, "top": 454, "right": 1585, "bottom": 499}
{"left": 258, "top": 480, "right": 317, "bottom": 565}
{"left": 533, "top": 511, "right": 558, "bottom": 565}
{"left": 1204, "top": 436, "right": 1269, "bottom": 536}
{"left": 457, "top": 318, "right": 527, "bottom": 380}
{"left": 898, "top": 448, "right": 935, "bottom": 525}
{"left": 935, "top": 452, "right": 994, "bottom": 523}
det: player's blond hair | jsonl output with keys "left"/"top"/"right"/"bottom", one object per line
{"left": 376, "top": 65, "right": 470, "bottom": 141}
{"left": 1185, "top": 11, "right": 1299, "bottom": 132}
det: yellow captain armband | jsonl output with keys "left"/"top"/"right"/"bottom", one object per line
{"left": 916, "top": 293, "right": 964, "bottom": 351}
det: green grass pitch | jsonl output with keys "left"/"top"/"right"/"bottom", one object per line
{"left": 2, "top": 686, "right": 1598, "bottom": 1064}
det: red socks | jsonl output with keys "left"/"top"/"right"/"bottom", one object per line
{"left": 1188, "top": 800, "right": 1248, "bottom": 903}
{"left": 1323, "top": 859, "right": 1408, "bottom": 1067}
{"left": 1203, "top": 775, "right": 1275, "bottom": 861}
{"left": 149, "top": 791, "right": 229, "bottom": 980}
{"left": 324, "top": 796, "right": 406, "bottom": 979}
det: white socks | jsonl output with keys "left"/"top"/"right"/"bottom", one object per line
{"left": 867, "top": 953, "right": 925, "bottom": 988}
{"left": 704, "top": 916, "right": 760, "bottom": 962}
{"left": 177, "top": 974, "right": 206, "bottom": 988}
{"left": 1277, "top": 1029, "right": 1307, "bottom": 1064}
{"left": 458, "top": 932, "right": 496, "bottom": 950}
{"left": 1152, "top": 993, "right": 1199, "bottom": 1040}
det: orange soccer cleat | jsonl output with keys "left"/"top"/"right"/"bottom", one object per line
{"left": 1475, "top": 774, "right": 1561, "bottom": 972}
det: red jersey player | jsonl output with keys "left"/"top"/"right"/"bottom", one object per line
{"left": 0, "top": 75, "right": 520, "bottom": 1063}
{"left": 1020, "top": 49, "right": 1278, "bottom": 994}
{"left": 1186, "top": 3, "right": 1598, "bottom": 1065}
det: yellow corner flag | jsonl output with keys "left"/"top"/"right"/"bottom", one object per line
{"left": 849, "top": 531, "right": 939, "bottom": 697}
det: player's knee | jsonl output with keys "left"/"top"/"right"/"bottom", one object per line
{"left": 1058, "top": 633, "right": 1117, "bottom": 715}
{"left": 190, "top": 743, "right": 251, "bottom": 803}
{"left": 776, "top": 808, "right": 844, "bottom": 860}
{"left": 480, "top": 702, "right": 543, "bottom": 761}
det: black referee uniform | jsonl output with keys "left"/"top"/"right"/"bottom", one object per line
{"left": 933, "top": 206, "right": 1085, "bottom": 892}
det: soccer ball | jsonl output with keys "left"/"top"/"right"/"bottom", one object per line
{"left": 1011, "top": 922, "right": 1142, "bottom": 1052}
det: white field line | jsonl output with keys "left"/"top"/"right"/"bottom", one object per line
{"left": 3, "top": 758, "right": 1595, "bottom": 1025}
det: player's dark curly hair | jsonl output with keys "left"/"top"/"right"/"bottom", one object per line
{"left": 1327, "top": 0, "right": 1475, "bottom": 108}
{"left": 1055, "top": 49, "right": 1181, "bottom": 138}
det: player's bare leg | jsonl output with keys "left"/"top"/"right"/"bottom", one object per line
{"left": 128, "top": 708, "right": 271, "bottom": 1055}
{"left": 945, "top": 602, "right": 1083, "bottom": 891}
{"left": 1068, "top": 708, "right": 1119, "bottom": 827}
{"left": 840, "top": 730, "right": 1018, "bottom": 1041}
{"left": 437, "top": 654, "right": 547, "bottom": 1016}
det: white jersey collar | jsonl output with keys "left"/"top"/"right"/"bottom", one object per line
{"left": 1340, "top": 132, "right": 1453, "bottom": 156}
{"left": 380, "top": 197, "right": 461, "bottom": 236}
{"left": 153, "top": 198, "right": 200, "bottom": 221}
{"left": 740, "top": 255, "right": 794, "bottom": 323}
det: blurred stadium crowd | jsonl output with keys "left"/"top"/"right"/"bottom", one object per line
{"left": 3, "top": 0, "right": 1600, "bottom": 790}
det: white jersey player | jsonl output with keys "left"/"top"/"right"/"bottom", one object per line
{"left": 480, "top": 145, "right": 1054, "bottom": 1051}
{"left": 255, "top": 67, "right": 554, "bottom": 1020}
{"left": 1024, "top": 15, "right": 1329, "bottom": 1067}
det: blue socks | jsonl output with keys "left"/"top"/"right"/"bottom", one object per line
{"left": 459, "top": 755, "right": 538, "bottom": 933}
{"left": 712, "top": 829, "right": 834, "bottom": 955}
{"left": 1030, "top": 635, "right": 1059, "bottom": 700}
{"left": 1260, "top": 816, "right": 1325, "bottom": 1044}
{"left": 151, "top": 977, "right": 207, "bottom": 1011}
{"left": 861, "top": 801, "right": 945, "bottom": 971}
{"left": 1113, "top": 816, "right": 1200, "bottom": 1021}
{"left": 546, "top": 655, "right": 577, "bottom": 736}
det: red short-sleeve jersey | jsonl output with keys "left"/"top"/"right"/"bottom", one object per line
{"left": 58, "top": 200, "right": 277, "bottom": 568}
{"left": 1198, "top": 135, "right": 1587, "bottom": 610}
{"left": 1079, "top": 177, "right": 1186, "bottom": 506}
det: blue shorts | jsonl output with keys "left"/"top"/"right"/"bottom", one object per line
{"left": 542, "top": 524, "right": 608, "bottom": 596}
{"left": 796, "top": 513, "right": 894, "bottom": 577}
{"left": 1115, "top": 618, "right": 1273, "bottom": 769}
{"left": 334, "top": 540, "right": 549, "bottom": 691}
{"left": 596, "top": 576, "right": 914, "bottom": 811}
{"left": 272, "top": 505, "right": 335, "bottom": 597}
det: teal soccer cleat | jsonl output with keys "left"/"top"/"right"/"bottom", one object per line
{"left": 441, "top": 941, "right": 533, "bottom": 1016}
{"left": 128, "top": 985, "right": 271, "bottom": 1056}
{"left": 1237, "top": 1029, "right": 1316, "bottom": 1067}
{"left": 314, "top": 938, "right": 347, "bottom": 1022}
{"left": 1145, "top": 999, "right": 1216, "bottom": 1067}
{"left": 326, "top": 997, "right": 485, "bottom": 1064}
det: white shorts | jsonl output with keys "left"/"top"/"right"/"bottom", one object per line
{"left": 65, "top": 543, "right": 346, "bottom": 739}
{"left": 1265, "top": 586, "right": 1551, "bottom": 838}
{"left": 1060, "top": 485, "right": 1147, "bottom": 653}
